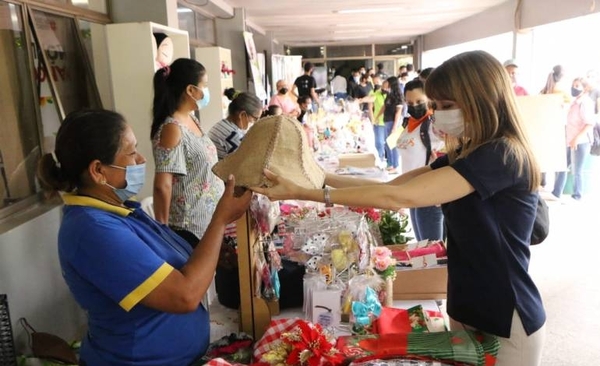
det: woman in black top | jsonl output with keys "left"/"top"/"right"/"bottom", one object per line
{"left": 375, "top": 76, "right": 404, "bottom": 172}
{"left": 254, "top": 51, "right": 546, "bottom": 366}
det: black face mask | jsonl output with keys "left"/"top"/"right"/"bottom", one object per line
{"left": 407, "top": 103, "right": 428, "bottom": 119}
{"left": 374, "top": 84, "right": 382, "bottom": 91}
{"left": 279, "top": 88, "right": 288, "bottom": 94}
{"left": 571, "top": 87, "right": 583, "bottom": 97}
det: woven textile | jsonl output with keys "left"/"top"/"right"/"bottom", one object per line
{"left": 212, "top": 115, "right": 325, "bottom": 190}
{"left": 337, "top": 330, "right": 499, "bottom": 366}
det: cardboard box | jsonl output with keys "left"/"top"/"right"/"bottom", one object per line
{"left": 338, "top": 153, "right": 377, "bottom": 168}
{"left": 392, "top": 266, "right": 448, "bottom": 300}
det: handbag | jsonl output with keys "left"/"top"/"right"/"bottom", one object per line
{"left": 20, "top": 318, "right": 78, "bottom": 365}
{"left": 590, "top": 122, "right": 600, "bottom": 156}
{"left": 530, "top": 194, "right": 550, "bottom": 245}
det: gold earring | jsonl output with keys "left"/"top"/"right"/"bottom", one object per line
{"left": 100, "top": 178, "right": 106, "bottom": 185}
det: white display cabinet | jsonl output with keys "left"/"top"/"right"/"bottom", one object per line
{"left": 195, "top": 47, "right": 234, "bottom": 133}
{"left": 105, "top": 22, "right": 189, "bottom": 199}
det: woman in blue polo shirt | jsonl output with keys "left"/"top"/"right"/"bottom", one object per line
{"left": 253, "top": 51, "right": 546, "bottom": 366}
{"left": 37, "top": 109, "right": 251, "bottom": 366}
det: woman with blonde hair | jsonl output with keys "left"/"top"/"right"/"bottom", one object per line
{"left": 254, "top": 51, "right": 546, "bottom": 366}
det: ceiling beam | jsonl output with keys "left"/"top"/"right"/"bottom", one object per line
{"left": 178, "top": 0, "right": 233, "bottom": 18}
{"left": 246, "top": 19, "right": 266, "bottom": 35}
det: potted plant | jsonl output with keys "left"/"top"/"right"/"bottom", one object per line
{"left": 378, "top": 210, "right": 412, "bottom": 246}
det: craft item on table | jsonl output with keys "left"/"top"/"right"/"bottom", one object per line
{"left": 406, "top": 306, "right": 428, "bottom": 333}
{"left": 335, "top": 166, "right": 387, "bottom": 178}
{"left": 373, "top": 306, "right": 447, "bottom": 335}
{"left": 303, "top": 273, "right": 328, "bottom": 319}
{"left": 311, "top": 289, "right": 342, "bottom": 328}
{"left": 332, "top": 212, "right": 376, "bottom": 271}
{"left": 319, "top": 262, "right": 334, "bottom": 285}
{"left": 254, "top": 318, "right": 344, "bottom": 366}
{"left": 311, "top": 105, "right": 378, "bottom": 157}
{"left": 253, "top": 239, "right": 279, "bottom": 300}
{"left": 250, "top": 193, "right": 281, "bottom": 235}
{"left": 271, "top": 262, "right": 281, "bottom": 299}
{"left": 212, "top": 115, "right": 325, "bottom": 191}
{"left": 349, "top": 358, "right": 454, "bottom": 366}
{"left": 370, "top": 246, "right": 397, "bottom": 307}
{"left": 200, "top": 333, "right": 253, "bottom": 365}
{"left": 391, "top": 241, "right": 447, "bottom": 263}
{"left": 342, "top": 274, "right": 384, "bottom": 319}
{"left": 302, "top": 233, "right": 329, "bottom": 255}
{"left": 336, "top": 330, "right": 500, "bottom": 366}
{"left": 351, "top": 287, "right": 382, "bottom": 335}
{"left": 331, "top": 230, "right": 359, "bottom": 273}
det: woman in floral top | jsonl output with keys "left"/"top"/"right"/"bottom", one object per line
{"left": 151, "top": 58, "right": 224, "bottom": 246}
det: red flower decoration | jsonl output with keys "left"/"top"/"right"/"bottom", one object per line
{"left": 281, "top": 321, "right": 344, "bottom": 366}
{"left": 349, "top": 207, "right": 381, "bottom": 223}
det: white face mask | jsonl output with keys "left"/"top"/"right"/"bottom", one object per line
{"left": 434, "top": 109, "right": 464, "bottom": 137}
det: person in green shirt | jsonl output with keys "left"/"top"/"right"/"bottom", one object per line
{"left": 371, "top": 76, "right": 387, "bottom": 162}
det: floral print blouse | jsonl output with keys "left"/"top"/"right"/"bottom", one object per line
{"left": 152, "top": 116, "right": 224, "bottom": 239}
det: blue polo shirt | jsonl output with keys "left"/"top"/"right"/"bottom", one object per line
{"left": 58, "top": 194, "right": 209, "bottom": 366}
{"left": 430, "top": 140, "right": 545, "bottom": 337}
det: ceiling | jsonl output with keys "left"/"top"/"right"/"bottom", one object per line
{"left": 218, "top": 0, "right": 509, "bottom": 46}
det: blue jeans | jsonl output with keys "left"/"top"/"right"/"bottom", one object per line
{"left": 384, "top": 121, "right": 399, "bottom": 168}
{"left": 373, "top": 125, "right": 386, "bottom": 161}
{"left": 334, "top": 92, "right": 348, "bottom": 101}
{"left": 409, "top": 206, "right": 444, "bottom": 241}
{"left": 552, "top": 142, "right": 590, "bottom": 199}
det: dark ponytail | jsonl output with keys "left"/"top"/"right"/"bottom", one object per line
{"left": 151, "top": 58, "right": 206, "bottom": 139}
{"left": 37, "top": 109, "right": 127, "bottom": 193}
{"left": 224, "top": 88, "right": 263, "bottom": 117}
{"left": 386, "top": 76, "right": 404, "bottom": 103}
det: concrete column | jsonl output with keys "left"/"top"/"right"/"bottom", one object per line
{"left": 512, "top": 29, "right": 535, "bottom": 93}
{"left": 215, "top": 8, "right": 247, "bottom": 91}
{"left": 413, "top": 35, "right": 424, "bottom": 71}
{"left": 109, "top": 0, "right": 178, "bottom": 28}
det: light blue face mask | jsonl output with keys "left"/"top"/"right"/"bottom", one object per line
{"left": 191, "top": 85, "right": 210, "bottom": 110}
{"left": 106, "top": 163, "right": 146, "bottom": 201}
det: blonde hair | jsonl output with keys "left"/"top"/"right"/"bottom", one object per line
{"left": 425, "top": 50, "right": 540, "bottom": 190}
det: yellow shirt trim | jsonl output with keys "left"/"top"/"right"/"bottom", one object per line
{"left": 119, "top": 262, "right": 174, "bottom": 311}
{"left": 62, "top": 193, "right": 133, "bottom": 217}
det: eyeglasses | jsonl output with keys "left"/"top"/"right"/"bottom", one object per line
{"left": 246, "top": 111, "right": 262, "bottom": 122}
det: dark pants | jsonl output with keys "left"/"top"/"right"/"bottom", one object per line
{"left": 171, "top": 227, "right": 200, "bottom": 248}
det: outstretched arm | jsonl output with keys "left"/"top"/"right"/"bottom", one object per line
{"left": 255, "top": 166, "right": 473, "bottom": 210}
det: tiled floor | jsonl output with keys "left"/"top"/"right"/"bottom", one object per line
{"left": 530, "top": 193, "right": 600, "bottom": 365}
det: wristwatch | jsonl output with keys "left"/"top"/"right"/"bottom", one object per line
{"left": 323, "top": 186, "right": 333, "bottom": 207}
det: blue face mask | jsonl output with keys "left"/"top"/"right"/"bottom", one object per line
{"left": 106, "top": 163, "right": 146, "bottom": 201}
{"left": 191, "top": 86, "right": 210, "bottom": 109}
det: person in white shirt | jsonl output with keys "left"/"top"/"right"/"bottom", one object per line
{"left": 396, "top": 78, "right": 445, "bottom": 241}
{"left": 331, "top": 71, "right": 348, "bottom": 101}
